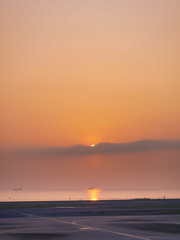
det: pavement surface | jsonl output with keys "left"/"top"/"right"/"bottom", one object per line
{"left": 0, "top": 199, "right": 180, "bottom": 240}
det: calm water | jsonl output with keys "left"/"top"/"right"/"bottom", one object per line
{"left": 0, "top": 189, "right": 180, "bottom": 202}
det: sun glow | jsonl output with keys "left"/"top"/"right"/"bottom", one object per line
{"left": 88, "top": 188, "right": 100, "bottom": 201}
{"left": 90, "top": 144, "right": 95, "bottom": 147}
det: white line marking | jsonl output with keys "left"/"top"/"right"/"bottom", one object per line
{"left": 9, "top": 210, "right": 151, "bottom": 240}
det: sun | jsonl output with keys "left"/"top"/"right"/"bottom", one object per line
{"left": 90, "top": 144, "right": 95, "bottom": 147}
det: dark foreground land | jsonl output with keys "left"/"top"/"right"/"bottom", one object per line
{"left": 0, "top": 199, "right": 180, "bottom": 240}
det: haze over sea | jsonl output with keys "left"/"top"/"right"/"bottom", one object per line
{"left": 1, "top": 189, "right": 180, "bottom": 202}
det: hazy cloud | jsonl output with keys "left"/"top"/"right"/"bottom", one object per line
{"left": 10, "top": 139, "right": 180, "bottom": 158}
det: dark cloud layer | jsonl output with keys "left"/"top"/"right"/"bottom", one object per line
{"left": 12, "top": 139, "right": 180, "bottom": 158}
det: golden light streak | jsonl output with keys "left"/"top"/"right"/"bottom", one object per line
{"left": 88, "top": 188, "right": 100, "bottom": 201}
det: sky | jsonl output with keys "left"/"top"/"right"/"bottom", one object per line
{"left": 0, "top": 0, "right": 180, "bottom": 193}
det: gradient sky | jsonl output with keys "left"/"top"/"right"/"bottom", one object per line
{"left": 0, "top": 0, "right": 180, "bottom": 192}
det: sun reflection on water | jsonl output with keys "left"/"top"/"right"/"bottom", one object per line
{"left": 88, "top": 188, "right": 100, "bottom": 201}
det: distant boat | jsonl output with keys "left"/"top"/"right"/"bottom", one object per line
{"left": 87, "top": 187, "right": 94, "bottom": 190}
{"left": 12, "top": 188, "right": 23, "bottom": 191}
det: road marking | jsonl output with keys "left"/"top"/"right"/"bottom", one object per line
{"left": 9, "top": 210, "right": 151, "bottom": 240}
{"left": 35, "top": 216, "right": 151, "bottom": 240}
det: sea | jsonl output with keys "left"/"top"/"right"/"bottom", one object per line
{"left": 0, "top": 189, "right": 180, "bottom": 202}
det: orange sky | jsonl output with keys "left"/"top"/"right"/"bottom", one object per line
{"left": 0, "top": 0, "right": 180, "bottom": 192}
{"left": 1, "top": 0, "right": 180, "bottom": 148}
